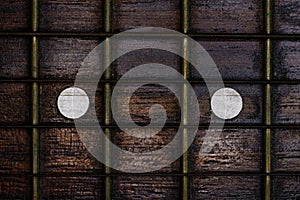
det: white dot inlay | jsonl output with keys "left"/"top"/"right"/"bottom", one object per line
{"left": 57, "top": 87, "right": 89, "bottom": 119}
{"left": 211, "top": 87, "right": 243, "bottom": 120}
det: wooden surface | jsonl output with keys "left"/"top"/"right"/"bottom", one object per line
{"left": 39, "top": 0, "right": 102, "bottom": 32}
{"left": 191, "top": 176, "right": 261, "bottom": 199}
{"left": 190, "top": 0, "right": 263, "bottom": 33}
{"left": 273, "top": 40, "right": 300, "bottom": 80}
{"left": 272, "top": 176, "right": 300, "bottom": 199}
{"left": 0, "top": 0, "right": 29, "bottom": 31}
{"left": 0, "top": 37, "right": 30, "bottom": 78}
{"left": 272, "top": 129, "right": 300, "bottom": 172}
{"left": 274, "top": 0, "right": 300, "bottom": 34}
{"left": 112, "top": 0, "right": 180, "bottom": 32}
{"left": 191, "top": 129, "right": 262, "bottom": 172}
{"left": 112, "top": 176, "right": 180, "bottom": 199}
{"left": 273, "top": 85, "right": 300, "bottom": 124}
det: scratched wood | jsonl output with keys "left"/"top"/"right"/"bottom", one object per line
{"left": 40, "top": 176, "right": 103, "bottom": 199}
{"left": 273, "top": 85, "right": 300, "bottom": 124}
{"left": 40, "top": 128, "right": 103, "bottom": 173}
{"left": 112, "top": 128, "right": 180, "bottom": 173}
{"left": 0, "top": 84, "right": 29, "bottom": 124}
{"left": 190, "top": 0, "right": 263, "bottom": 33}
{"left": 191, "top": 40, "right": 263, "bottom": 80}
{"left": 191, "top": 129, "right": 262, "bottom": 172}
{"left": 274, "top": 0, "right": 300, "bottom": 34}
{"left": 39, "top": 0, "right": 102, "bottom": 32}
{"left": 191, "top": 176, "right": 261, "bottom": 199}
{"left": 40, "top": 83, "right": 103, "bottom": 124}
{"left": 0, "top": 0, "right": 30, "bottom": 31}
{"left": 39, "top": 37, "right": 100, "bottom": 79}
{"left": 272, "top": 129, "right": 300, "bottom": 172}
{"left": 193, "top": 84, "right": 263, "bottom": 124}
{"left": 112, "top": 0, "right": 180, "bottom": 32}
{"left": 272, "top": 176, "right": 300, "bottom": 199}
{"left": 0, "top": 37, "right": 30, "bottom": 78}
{"left": 273, "top": 40, "right": 300, "bottom": 80}
{"left": 112, "top": 176, "right": 180, "bottom": 199}
{"left": 0, "top": 177, "right": 31, "bottom": 199}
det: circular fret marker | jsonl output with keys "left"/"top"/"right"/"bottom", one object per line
{"left": 211, "top": 87, "right": 243, "bottom": 120}
{"left": 57, "top": 87, "right": 89, "bottom": 119}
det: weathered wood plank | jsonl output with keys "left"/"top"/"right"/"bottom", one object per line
{"left": 40, "top": 37, "right": 100, "bottom": 79}
{"left": 112, "top": 176, "right": 180, "bottom": 199}
{"left": 190, "top": 0, "right": 263, "bottom": 33}
{"left": 0, "top": 37, "right": 30, "bottom": 78}
{"left": 112, "top": 0, "right": 180, "bottom": 32}
{"left": 272, "top": 129, "right": 300, "bottom": 172}
{"left": 191, "top": 40, "right": 263, "bottom": 80}
{"left": 273, "top": 40, "right": 300, "bottom": 80}
{"left": 191, "top": 129, "right": 262, "bottom": 172}
{"left": 274, "top": 0, "right": 300, "bottom": 34}
{"left": 191, "top": 176, "right": 261, "bottom": 199}
{"left": 0, "top": 84, "right": 30, "bottom": 124}
{"left": 39, "top": 0, "right": 102, "bottom": 32}
{"left": 273, "top": 85, "right": 300, "bottom": 124}
{"left": 272, "top": 176, "right": 300, "bottom": 199}
{"left": 40, "top": 176, "right": 103, "bottom": 199}
{"left": 0, "top": 177, "right": 31, "bottom": 199}
{"left": 0, "top": 0, "right": 30, "bottom": 31}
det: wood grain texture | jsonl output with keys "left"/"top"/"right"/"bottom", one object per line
{"left": 191, "top": 129, "right": 262, "bottom": 172}
{"left": 191, "top": 40, "right": 263, "bottom": 80}
{"left": 190, "top": 0, "right": 263, "bottom": 33}
{"left": 112, "top": 84, "right": 180, "bottom": 126}
{"left": 112, "top": 176, "right": 180, "bottom": 199}
{"left": 0, "top": 37, "right": 30, "bottom": 78}
{"left": 272, "top": 129, "right": 300, "bottom": 172}
{"left": 0, "top": 177, "right": 30, "bottom": 199}
{"left": 0, "top": 83, "right": 29, "bottom": 124}
{"left": 193, "top": 84, "right": 263, "bottom": 124}
{"left": 274, "top": 0, "right": 300, "bottom": 34}
{"left": 112, "top": 0, "right": 180, "bottom": 32}
{"left": 39, "top": 0, "right": 102, "bottom": 32}
{"left": 0, "top": 0, "right": 30, "bottom": 31}
{"left": 273, "top": 85, "right": 300, "bottom": 124}
{"left": 272, "top": 176, "right": 300, "bottom": 199}
{"left": 112, "top": 128, "right": 180, "bottom": 173}
{"left": 273, "top": 40, "right": 300, "bottom": 80}
{"left": 191, "top": 176, "right": 261, "bottom": 199}
{"left": 0, "top": 129, "right": 30, "bottom": 174}
{"left": 40, "top": 37, "right": 100, "bottom": 79}
{"left": 40, "top": 176, "right": 103, "bottom": 199}
{"left": 40, "top": 83, "right": 103, "bottom": 124}
{"left": 40, "top": 128, "right": 103, "bottom": 173}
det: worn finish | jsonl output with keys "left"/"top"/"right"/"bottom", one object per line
{"left": 274, "top": 0, "right": 300, "bottom": 34}
{"left": 272, "top": 176, "right": 300, "bottom": 199}
{"left": 40, "top": 128, "right": 102, "bottom": 173}
{"left": 193, "top": 84, "right": 263, "bottom": 124}
{"left": 39, "top": 37, "right": 100, "bottom": 79}
{"left": 273, "top": 85, "right": 300, "bottom": 124}
{"left": 0, "top": 177, "right": 31, "bottom": 199}
{"left": 0, "top": 83, "right": 29, "bottom": 124}
{"left": 191, "top": 129, "right": 262, "bottom": 172}
{"left": 112, "top": 0, "right": 180, "bottom": 32}
{"left": 273, "top": 40, "right": 300, "bottom": 80}
{"left": 40, "top": 176, "right": 103, "bottom": 199}
{"left": 272, "top": 129, "right": 300, "bottom": 172}
{"left": 190, "top": 0, "right": 263, "bottom": 33}
{"left": 112, "top": 84, "right": 180, "bottom": 125}
{"left": 39, "top": 0, "right": 102, "bottom": 32}
{"left": 112, "top": 128, "right": 180, "bottom": 173}
{"left": 0, "top": 37, "right": 30, "bottom": 78}
{"left": 191, "top": 176, "right": 261, "bottom": 199}
{"left": 190, "top": 40, "right": 263, "bottom": 80}
{"left": 112, "top": 176, "right": 180, "bottom": 199}
{"left": 40, "top": 83, "right": 103, "bottom": 124}
{"left": 0, "top": 0, "right": 30, "bottom": 31}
